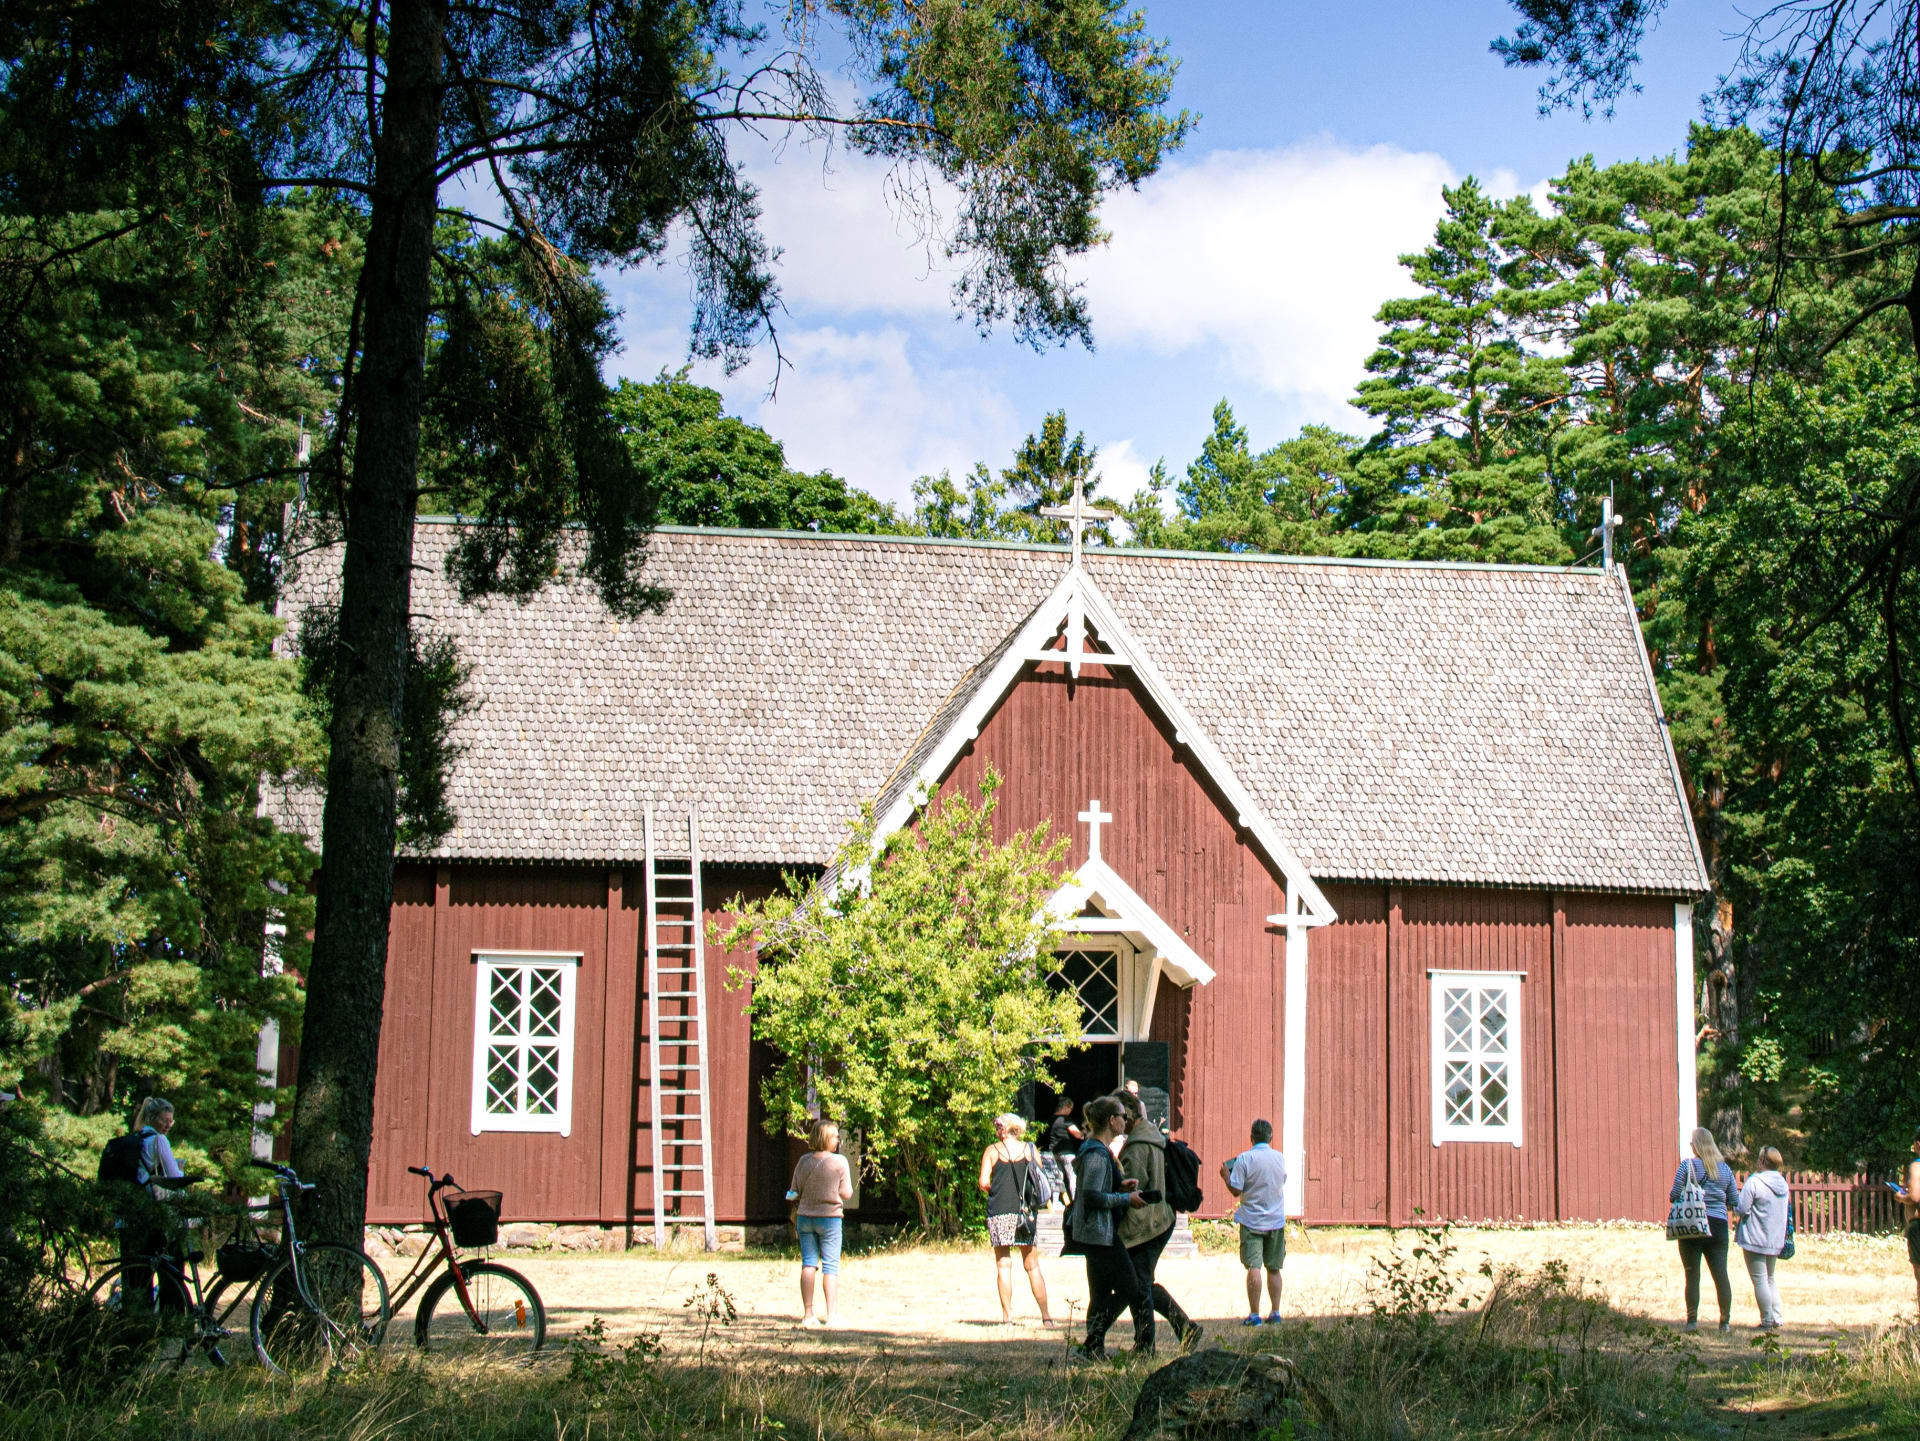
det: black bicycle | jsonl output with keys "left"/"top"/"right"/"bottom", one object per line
{"left": 86, "top": 1160, "right": 391, "bottom": 1374}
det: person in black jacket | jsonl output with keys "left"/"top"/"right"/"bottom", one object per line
{"left": 1113, "top": 1089, "right": 1200, "bottom": 1349}
{"left": 1043, "top": 1098, "right": 1082, "bottom": 1201}
{"left": 1069, "top": 1096, "right": 1150, "bottom": 1361}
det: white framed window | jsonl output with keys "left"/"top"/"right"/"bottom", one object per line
{"left": 470, "top": 953, "right": 580, "bottom": 1136}
{"left": 1051, "top": 942, "right": 1126, "bottom": 1040}
{"left": 1429, "top": 971, "right": 1523, "bottom": 1147}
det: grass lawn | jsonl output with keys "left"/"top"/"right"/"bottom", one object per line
{"left": 5, "top": 1226, "right": 1915, "bottom": 1439}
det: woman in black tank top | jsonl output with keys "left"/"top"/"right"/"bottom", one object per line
{"left": 977, "top": 1114, "right": 1053, "bottom": 1325}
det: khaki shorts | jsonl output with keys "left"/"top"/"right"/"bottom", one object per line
{"left": 1239, "top": 1223, "right": 1286, "bottom": 1271}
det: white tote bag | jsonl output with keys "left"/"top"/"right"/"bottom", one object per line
{"left": 1665, "top": 1158, "right": 1712, "bottom": 1241}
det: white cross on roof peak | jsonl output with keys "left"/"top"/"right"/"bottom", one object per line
{"left": 1038, "top": 474, "right": 1117, "bottom": 567}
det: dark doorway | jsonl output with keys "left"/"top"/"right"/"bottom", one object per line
{"left": 1028, "top": 1043, "right": 1120, "bottom": 1127}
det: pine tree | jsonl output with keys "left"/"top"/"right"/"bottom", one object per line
{"left": 1351, "top": 177, "right": 1566, "bottom": 561}
{"left": 2, "top": 0, "right": 1191, "bottom": 1246}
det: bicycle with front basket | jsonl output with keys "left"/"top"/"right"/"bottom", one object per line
{"left": 383, "top": 1165, "right": 546, "bottom": 1359}
{"left": 86, "top": 1159, "right": 390, "bottom": 1375}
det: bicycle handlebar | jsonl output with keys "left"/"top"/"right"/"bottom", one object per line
{"left": 244, "top": 1158, "right": 315, "bottom": 1192}
{"left": 409, "top": 1164, "right": 458, "bottom": 1190}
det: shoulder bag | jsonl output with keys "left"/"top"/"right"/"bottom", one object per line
{"left": 1012, "top": 1157, "right": 1040, "bottom": 1247}
{"left": 1666, "top": 1159, "right": 1712, "bottom": 1241}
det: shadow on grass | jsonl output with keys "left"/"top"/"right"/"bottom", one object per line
{"left": 5, "top": 1255, "right": 1917, "bottom": 1441}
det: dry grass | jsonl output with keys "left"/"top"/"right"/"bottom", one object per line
{"left": 3, "top": 1227, "right": 1914, "bottom": 1441}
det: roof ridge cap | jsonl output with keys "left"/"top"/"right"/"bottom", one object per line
{"left": 410, "top": 516, "right": 1604, "bottom": 576}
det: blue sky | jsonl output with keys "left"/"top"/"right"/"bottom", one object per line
{"left": 600, "top": 2, "right": 1752, "bottom": 510}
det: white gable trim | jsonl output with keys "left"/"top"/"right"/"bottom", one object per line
{"left": 1047, "top": 855, "right": 1216, "bottom": 987}
{"left": 868, "top": 568, "right": 1338, "bottom": 926}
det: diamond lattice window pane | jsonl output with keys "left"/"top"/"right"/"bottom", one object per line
{"left": 490, "top": 970, "right": 520, "bottom": 1038}
{"left": 526, "top": 968, "right": 563, "bottom": 1037}
{"left": 1479, "top": 993, "right": 1508, "bottom": 1054}
{"left": 524, "top": 1045, "right": 560, "bottom": 1114}
{"left": 1443, "top": 991, "right": 1473, "bottom": 1053}
{"left": 1057, "top": 948, "right": 1121, "bottom": 1036}
{"left": 1444, "top": 1061, "right": 1474, "bottom": 1126}
{"left": 486, "top": 1045, "right": 519, "bottom": 1114}
{"left": 1480, "top": 1063, "right": 1509, "bottom": 1125}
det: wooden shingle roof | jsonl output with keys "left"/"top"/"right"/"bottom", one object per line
{"left": 270, "top": 523, "right": 1708, "bottom": 895}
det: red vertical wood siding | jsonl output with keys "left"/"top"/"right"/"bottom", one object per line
{"left": 407, "top": 867, "right": 611, "bottom": 1223}
{"left": 940, "top": 665, "right": 1289, "bottom": 1220}
{"left": 1307, "top": 885, "right": 1389, "bottom": 1223}
{"left": 598, "top": 871, "right": 640, "bottom": 1223}
{"left": 362, "top": 861, "right": 795, "bottom": 1227}
{"left": 1388, "top": 887, "right": 1557, "bottom": 1224}
{"left": 365, "top": 865, "right": 437, "bottom": 1218}
{"left": 1554, "top": 893, "right": 1677, "bottom": 1221}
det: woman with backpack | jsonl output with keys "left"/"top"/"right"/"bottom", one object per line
{"left": 978, "top": 1114, "right": 1053, "bottom": 1326}
{"left": 1669, "top": 1126, "right": 1736, "bottom": 1333}
{"left": 112, "top": 1097, "right": 188, "bottom": 1311}
{"left": 1735, "top": 1145, "right": 1792, "bottom": 1331}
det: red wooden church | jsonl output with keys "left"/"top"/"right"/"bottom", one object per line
{"left": 276, "top": 511, "right": 1707, "bottom": 1232}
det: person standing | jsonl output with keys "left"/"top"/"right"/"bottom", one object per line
{"left": 978, "top": 1114, "right": 1053, "bottom": 1326}
{"left": 1734, "top": 1144, "right": 1791, "bottom": 1331}
{"left": 1897, "top": 1125, "right": 1920, "bottom": 1321}
{"left": 118, "top": 1097, "right": 188, "bottom": 1312}
{"left": 1044, "top": 1098, "right": 1083, "bottom": 1202}
{"left": 789, "top": 1119, "right": 854, "bottom": 1328}
{"left": 1219, "top": 1118, "right": 1288, "bottom": 1326}
{"left": 1069, "top": 1096, "right": 1151, "bottom": 1361}
{"left": 1670, "top": 1126, "right": 1738, "bottom": 1333}
{"left": 1112, "top": 1090, "right": 1201, "bottom": 1350}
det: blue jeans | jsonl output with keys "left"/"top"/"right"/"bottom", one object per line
{"left": 796, "top": 1215, "right": 843, "bottom": 1275}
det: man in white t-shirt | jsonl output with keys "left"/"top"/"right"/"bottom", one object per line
{"left": 1220, "top": 1118, "right": 1288, "bottom": 1325}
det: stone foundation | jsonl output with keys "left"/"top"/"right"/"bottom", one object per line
{"left": 363, "top": 1222, "right": 752, "bottom": 1254}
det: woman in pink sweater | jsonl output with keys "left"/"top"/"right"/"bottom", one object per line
{"left": 789, "top": 1119, "right": 854, "bottom": 1326}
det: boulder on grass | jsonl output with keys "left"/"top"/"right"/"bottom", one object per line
{"left": 1123, "top": 1349, "right": 1320, "bottom": 1441}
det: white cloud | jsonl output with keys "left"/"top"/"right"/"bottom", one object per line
{"left": 1075, "top": 141, "right": 1459, "bottom": 424}
{"left": 599, "top": 137, "right": 1546, "bottom": 500}
{"left": 1093, "top": 436, "right": 1158, "bottom": 505}
{"left": 733, "top": 326, "right": 1020, "bottom": 507}
{"left": 739, "top": 139, "right": 962, "bottom": 319}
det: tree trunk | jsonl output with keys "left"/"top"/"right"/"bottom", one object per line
{"left": 1697, "top": 771, "right": 1745, "bottom": 1158}
{"left": 287, "top": 0, "right": 446, "bottom": 1248}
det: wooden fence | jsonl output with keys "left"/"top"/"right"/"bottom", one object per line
{"left": 1778, "top": 1171, "right": 1904, "bottom": 1236}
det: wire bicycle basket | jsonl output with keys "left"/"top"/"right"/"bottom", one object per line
{"left": 445, "top": 1190, "right": 503, "bottom": 1248}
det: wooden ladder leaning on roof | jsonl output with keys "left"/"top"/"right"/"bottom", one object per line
{"left": 644, "top": 806, "right": 718, "bottom": 1250}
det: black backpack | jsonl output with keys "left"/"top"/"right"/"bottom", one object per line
{"left": 1163, "top": 1137, "right": 1203, "bottom": 1213}
{"left": 98, "top": 1130, "right": 150, "bottom": 1187}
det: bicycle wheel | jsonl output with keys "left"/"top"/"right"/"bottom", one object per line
{"left": 414, "top": 1261, "right": 545, "bottom": 1360}
{"left": 81, "top": 1262, "right": 216, "bottom": 1370}
{"left": 250, "top": 1243, "right": 391, "bottom": 1376}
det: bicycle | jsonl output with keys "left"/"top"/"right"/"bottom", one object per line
{"left": 81, "top": 1207, "right": 234, "bottom": 1370}
{"left": 87, "top": 1159, "right": 391, "bottom": 1375}
{"left": 382, "top": 1165, "right": 546, "bottom": 1360}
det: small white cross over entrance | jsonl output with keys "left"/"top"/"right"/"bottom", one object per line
{"left": 1040, "top": 474, "right": 1117, "bottom": 568}
{"left": 1078, "top": 799, "right": 1114, "bottom": 861}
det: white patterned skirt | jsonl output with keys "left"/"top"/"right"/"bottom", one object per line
{"left": 986, "top": 1212, "right": 1026, "bottom": 1248}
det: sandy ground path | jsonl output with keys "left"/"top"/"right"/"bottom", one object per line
{"left": 384, "top": 1227, "right": 1919, "bottom": 1367}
